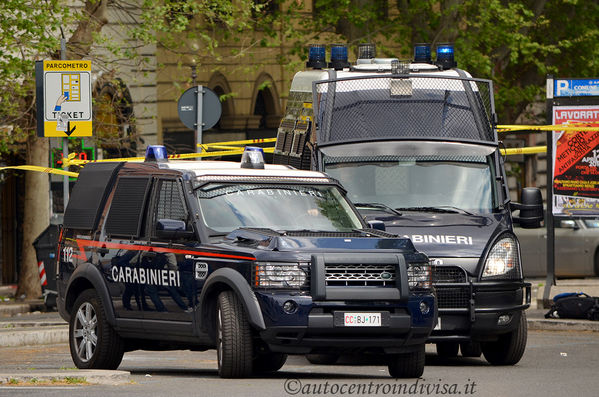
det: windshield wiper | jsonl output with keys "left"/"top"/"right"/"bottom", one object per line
{"left": 354, "top": 202, "right": 402, "bottom": 216}
{"left": 395, "top": 206, "right": 478, "bottom": 216}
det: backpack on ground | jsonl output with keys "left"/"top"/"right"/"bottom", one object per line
{"left": 545, "top": 292, "right": 599, "bottom": 321}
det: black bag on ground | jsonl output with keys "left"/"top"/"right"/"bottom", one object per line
{"left": 545, "top": 292, "right": 599, "bottom": 320}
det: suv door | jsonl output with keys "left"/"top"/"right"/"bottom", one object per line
{"left": 141, "top": 178, "right": 196, "bottom": 325}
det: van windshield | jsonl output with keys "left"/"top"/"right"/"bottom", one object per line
{"left": 196, "top": 183, "right": 363, "bottom": 234}
{"left": 324, "top": 155, "right": 496, "bottom": 214}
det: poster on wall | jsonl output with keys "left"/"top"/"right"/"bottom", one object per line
{"left": 552, "top": 105, "right": 599, "bottom": 216}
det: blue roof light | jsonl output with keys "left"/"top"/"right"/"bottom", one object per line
{"left": 241, "top": 146, "right": 265, "bottom": 169}
{"left": 413, "top": 43, "right": 432, "bottom": 63}
{"left": 329, "top": 44, "right": 350, "bottom": 70}
{"left": 306, "top": 44, "right": 327, "bottom": 69}
{"left": 436, "top": 43, "right": 457, "bottom": 69}
{"left": 145, "top": 145, "right": 168, "bottom": 162}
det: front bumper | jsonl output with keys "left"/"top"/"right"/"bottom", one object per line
{"left": 254, "top": 292, "right": 435, "bottom": 354}
{"left": 429, "top": 279, "right": 531, "bottom": 343}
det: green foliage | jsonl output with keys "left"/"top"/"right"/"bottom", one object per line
{"left": 277, "top": 0, "right": 599, "bottom": 123}
{"left": 0, "top": 1, "right": 72, "bottom": 145}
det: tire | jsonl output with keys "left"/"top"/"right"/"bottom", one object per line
{"left": 69, "top": 289, "right": 124, "bottom": 370}
{"left": 460, "top": 341, "right": 482, "bottom": 358}
{"left": 305, "top": 354, "right": 340, "bottom": 365}
{"left": 253, "top": 353, "right": 287, "bottom": 374}
{"left": 387, "top": 344, "right": 425, "bottom": 378}
{"left": 436, "top": 342, "right": 459, "bottom": 358}
{"left": 481, "top": 311, "right": 527, "bottom": 365}
{"left": 216, "top": 290, "right": 253, "bottom": 378}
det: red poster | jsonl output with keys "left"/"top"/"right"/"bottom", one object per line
{"left": 552, "top": 106, "right": 599, "bottom": 216}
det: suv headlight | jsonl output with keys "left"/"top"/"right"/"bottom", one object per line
{"left": 254, "top": 262, "right": 308, "bottom": 289}
{"left": 481, "top": 235, "right": 521, "bottom": 279}
{"left": 408, "top": 263, "right": 432, "bottom": 290}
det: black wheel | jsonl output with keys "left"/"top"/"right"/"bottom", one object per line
{"left": 216, "top": 290, "right": 253, "bottom": 378}
{"left": 305, "top": 354, "right": 340, "bottom": 365}
{"left": 253, "top": 353, "right": 287, "bottom": 374}
{"left": 481, "top": 312, "right": 527, "bottom": 365}
{"left": 436, "top": 342, "right": 459, "bottom": 358}
{"left": 69, "top": 289, "right": 124, "bottom": 369}
{"left": 387, "top": 345, "right": 425, "bottom": 378}
{"left": 460, "top": 341, "right": 482, "bottom": 357}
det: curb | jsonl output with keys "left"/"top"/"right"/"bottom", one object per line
{"left": 0, "top": 370, "right": 131, "bottom": 386}
{"left": 527, "top": 318, "right": 599, "bottom": 332}
{"left": 0, "top": 326, "right": 68, "bottom": 347}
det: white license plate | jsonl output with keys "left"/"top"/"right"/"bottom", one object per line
{"left": 434, "top": 317, "right": 442, "bottom": 330}
{"left": 343, "top": 312, "right": 382, "bottom": 327}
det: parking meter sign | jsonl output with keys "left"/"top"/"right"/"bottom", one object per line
{"left": 36, "top": 60, "right": 93, "bottom": 137}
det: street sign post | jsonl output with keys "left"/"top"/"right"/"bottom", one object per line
{"left": 177, "top": 86, "right": 221, "bottom": 152}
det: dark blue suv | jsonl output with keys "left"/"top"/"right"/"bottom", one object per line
{"left": 56, "top": 148, "right": 435, "bottom": 378}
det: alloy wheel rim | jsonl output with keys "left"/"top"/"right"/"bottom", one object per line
{"left": 73, "top": 302, "right": 98, "bottom": 362}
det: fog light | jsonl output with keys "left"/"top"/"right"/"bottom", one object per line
{"left": 283, "top": 300, "right": 298, "bottom": 314}
{"left": 419, "top": 301, "right": 430, "bottom": 315}
{"left": 497, "top": 314, "right": 512, "bottom": 326}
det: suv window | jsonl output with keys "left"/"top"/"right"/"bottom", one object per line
{"left": 196, "top": 183, "right": 363, "bottom": 234}
{"left": 152, "top": 179, "right": 189, "bottom": 236}
{"left": 105, "top": 176, "right": 152, "bottom": 238}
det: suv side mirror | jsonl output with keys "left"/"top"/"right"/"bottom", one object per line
{"left": 367, "top": 220, "right": 386, "bottom": 231}
{"left": 511, "top": 187, "right": 543, "bottom": 229}
{"left": 156, "top": 219, "right": 195, "bottom": 240}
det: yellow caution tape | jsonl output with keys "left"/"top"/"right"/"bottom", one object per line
{"left": 62, "top": 146, "right": 275, "bottom": 167}
{"left": 197, "top": 138, "right": 276, "bottom": 148}
{"left": 0, "top": 165, "right": 79, "bottom": 178}
{"left": 498, "top": 123, "right": 599, "bottom": 132}
{"left": 501, "top": 146, "right": 547, "bottom": 155}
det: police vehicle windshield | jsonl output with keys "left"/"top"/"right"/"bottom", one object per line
{"left": 196, "top": 183, "right": 363, "bottom": 233}
{"left": 324, "top": 154, "right": 497, "bottom": 214}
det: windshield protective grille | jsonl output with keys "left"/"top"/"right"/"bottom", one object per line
{"left": 314, "top": 75, "right": 495, "bottom": 144}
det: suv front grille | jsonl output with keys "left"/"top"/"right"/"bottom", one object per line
{"left": 325, "top": 264, "right": 396, "bottom": 287}
{"left": 432, "top": 265, "right": 470, "bottom": 309}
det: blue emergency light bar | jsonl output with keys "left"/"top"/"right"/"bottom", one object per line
{"left": 145, "top": 145, "right": 168, "bottom": 162}
{"left": 329, "top": 44, "right": 350, "bottom": 70}
{"left": 436, "top": 43, "right": 457, "bottom": 69}
{"left": 241, "top": 146, "right": 265, "bottom": 169}
{"left": 413, "top": 43, "right": 432, "bottom": 63}
{"left": 307, "top": 44, "right": 327, "bottom": 69}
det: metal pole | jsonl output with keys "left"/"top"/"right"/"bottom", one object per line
{"left": 61, "top": 38, "right": 69, "bottom": 208}
{"left": 196, "top": 85, "right": 203, "bottom": 153}
{"left": 543, "top": 76, "right": 556, "bottom": 308}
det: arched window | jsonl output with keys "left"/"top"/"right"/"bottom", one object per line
{"left": 93, "top": 78, "right": 138, "bottom": 158}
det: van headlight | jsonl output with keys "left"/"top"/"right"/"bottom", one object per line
{"left": 254, "top": 262, "right": 308, "bottom": 288}
{"left": 408, "top": 263, "right": 432, "bottom": 290}
{"left": 481, "top": 236, "right": 521, "bottom": 279}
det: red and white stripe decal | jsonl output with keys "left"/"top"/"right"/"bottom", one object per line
{"left": 73, "top": 239, "right": 256, "bottom": 262}
{"left": 38, "top": 261, "right": 47, "bottom": 286}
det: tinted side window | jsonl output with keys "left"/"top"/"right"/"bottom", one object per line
{"left": 105, "top": 177, "right": 152, "bottom": 238}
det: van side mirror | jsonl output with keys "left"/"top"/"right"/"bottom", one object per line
{"left": 156, "top": 219, "right": 195, "bottom": 240}
{"left": 511, "top": 187, "right": 543, "bottom": 229}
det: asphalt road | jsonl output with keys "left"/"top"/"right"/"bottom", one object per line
{"left": 0, "top": 330, "right": 598, "bottom": 397}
